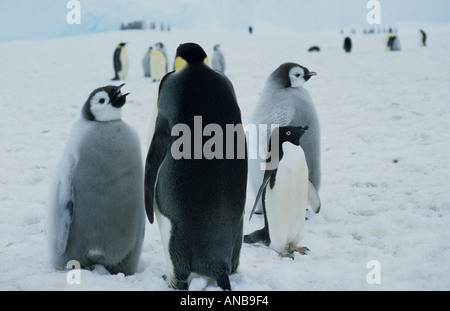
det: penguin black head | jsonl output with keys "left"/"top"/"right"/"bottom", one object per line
{"left": 213, "top": 44, "right": 221, "bottom": 51}
{"left": 82, "top": 84, "right": 130, "bottom": 122}
{"left": 118, "top": 42, "right": 127, "bottom": 47}
{"left": 155, "top": 42, "right": 164, "bottom": 49}
{"left": 174, "top": 42, "right": 210, "bottom": 71}
{"left": 266, "top": 125, "right": 309, "bottom": 169}
{"left": 275, "top": 125, "right": 309, "bottom": 147}
{"left": 269, "top": 63, "right": 317, "bottom": 89}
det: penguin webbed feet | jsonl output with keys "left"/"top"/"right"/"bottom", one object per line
{"left": 278, "top": 245, "right": 309, "bottom": 259}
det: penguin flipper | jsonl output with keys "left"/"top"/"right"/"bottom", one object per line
{"left": 249, "top": 169, "right": 275, "bottom": 220}
{"left": 308, "top": 179, "right": 321, "bottom": 213}
{"left": 144, "top": 115, "right": 170, "bottom": 224}
{"left": 55, "top": 181, "right": 75, "bottom": 256}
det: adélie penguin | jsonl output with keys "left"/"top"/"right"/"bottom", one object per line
{"left": 48, "top": 84, "right": 145, "bottom": 275}
{"left": 244, "top": 125, "right": 320, "bottom": 258}
{"left": 145, "top": 42, "right": 247, "bottom": 290}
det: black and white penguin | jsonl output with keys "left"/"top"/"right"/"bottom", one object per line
{"left": 144, "top": 42, "right": 247, "bottom": 290}
{"left": 113, "top": 42, "right": 129, "bottom": 80}
{"left": 142, "top": 46, "right": 153, "bottom": 77}
{"left": 420, "top": 29, "right": 427, "bottom": 47}
{"left": 386, "top": 30, "right": 401, "bottom": 51}
{"left": 211, "top": 44, "right": 225, "bottom": 73}
{"left": 248, "top": 62, "right": 320, "bottom": 215}
{"left": 343, "top": 37, "right": 352, "bottom": 53}
{"left": 48, "top": 84, "right": 145, "bottom": 275}
{"left": 150, "top": 42, "right": 168, "bottom": 82}
{"left": 244, "top": 126, "right": 320, "bottom": 258}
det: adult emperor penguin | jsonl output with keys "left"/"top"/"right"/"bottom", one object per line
{"left": 244, "top": 126, "right": 320, "bottom": 258}
{"left": 145, "top": 42, "right": 247, "bottom": 290}
{"left": 113, "top": 42, "right": 129, "bottom": 80}
{"left": 142, "top": 46, "right": 153, "bottom": 77}
{"left": 386, "top": 31, "right": 401, "bottom": 51}
{"left": 48, "top": 84, "right": 145, "bottom": 275}
{"left": 248, "top": 62, "right": 320, "bottom": 215}
{"left": 211, "top": 44, "right": 225, "bottom": 73}
{"left": 150, "top": 42, "right": 168, "bottom": 82}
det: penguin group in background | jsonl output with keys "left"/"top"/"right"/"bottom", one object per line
{"left": 48, "top": 84, "right": 145, "bottom": 275}
{"left": 150, "top": 42, "right": 168, "bottom": 82}
{"left": 211, "top": 44, "right": 225, "bottom": 73}
{"left": 248, "top": 63, "right": 321, "bottom": 215}
{"left": 113, "top": 42, "right": 129, "bottom": 80}
{"left": 145, "top": 42, "right": 247, "bottom": 290}
{"left": 244, "top": 126, "right": 320, "bottom": 258}
{"left": 343, "top": 37, "right": 352, "bottom": 53}
{"left": 420, "top": 29, "right": 427, "bottom": 47}
{"left": 142, "top": 46, "right": 153, "bottom": 77}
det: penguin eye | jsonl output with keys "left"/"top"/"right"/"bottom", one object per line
{"left": 99, "top": 98, "right": 106, "bottom": 104}
{"left": 286, "top": 131, "right": 292, "bottom": 136}
{"left": 294, "top": 73, "right": 301, "bottom": 78}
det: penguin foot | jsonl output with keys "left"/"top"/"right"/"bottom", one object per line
{"left": 278, "top": 252, "right": 294, "bottom": 260}
{"left": 163, "top": 274, "right": 188, "bottom": 290}
{"left": 288, "top": 245, "right": 309, "bottom": 255}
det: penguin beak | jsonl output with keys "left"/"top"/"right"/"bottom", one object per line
{"left": 304, "top": 71, "right": 317, "bottom": 82}
{"left": 111, "top": 83, "right": 130, "bottom": 108}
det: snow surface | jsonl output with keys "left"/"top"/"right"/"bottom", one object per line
{"left": 1, "top": 23, "right": 450, "bottom": 291}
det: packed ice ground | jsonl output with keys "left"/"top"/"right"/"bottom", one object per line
{"left": 1, "top": 23, "right": 450, "bottom": 291}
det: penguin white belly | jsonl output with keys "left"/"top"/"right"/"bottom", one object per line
{"left": 150, "top": 50, "right": 167, "bottom": 81}
{"left": 155, "top": 204, "right": 175, "bottom": 286}
{"left": 265, "top": 143, "right": 309, "bottom": 254}
{"left": 153, "top": 159, "right": 175, "bottom": 287}
{"left": 119, "top": 48, "right": 128, "bottom": 79}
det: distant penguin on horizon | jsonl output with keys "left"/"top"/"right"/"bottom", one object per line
{"left": 248, "top": 62, "right": 321, "bottom": 215}
{"left": 386, "top": 30, "right": 401, "bottom": 51}
{"left": 48, "top": 84, "right": 145, "bottom": 276}
{"left": 420, "top": 29, "right": 427, "bottom": 47}
{"left": 150, "top": 42, "right": 168, "bottom": 82}
{"left": 142, "top": 46, "right": 153, "bottom": 77}
{"left": 211, "top": 44, "right": 225, "bottom": 73}
{"left": 244, "top": 125, "right": 320, "bottom": 258}
{"left": 343, "top": 37, "right": 352, "bottom": 53}
{"left": 113, "top": 42, "right": 128, "bottom": 80}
